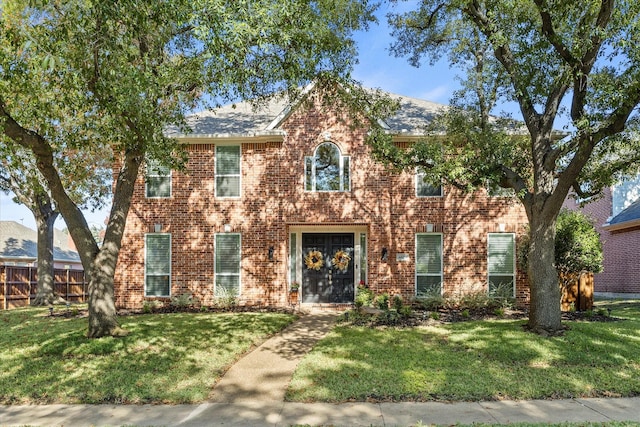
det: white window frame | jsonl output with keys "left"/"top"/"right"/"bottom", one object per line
{"left": 214, "top": 233, "right": 242, "bottom": 297}
{"left": 304, "top": 142, "right": 351, "bottom": 192}
{"left": 144, "top": 233, "right": 171, "bottom": 297}
{"left": 487, "top": 233, "right": 516, "bottom": 297}
{"left": 145, "top": 160, "right": 172, "bottom": 198}
{"left": 215, "top": 144, "right": 242, "bottom": 198}
{"left": 416, "top": 168, "right": 443, "bottom": 197}
{"left": 415, "top": 233, "right": 443, "bottom": 296}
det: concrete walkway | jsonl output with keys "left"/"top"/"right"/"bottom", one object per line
{"left": 2, "top": 311, "right": 640, "bottom": 426}
{"left": 209, "top": 310, "right": 339, "bottom": 403}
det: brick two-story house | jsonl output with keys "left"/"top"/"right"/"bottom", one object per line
{"left": 113, "top": 86, "right": 529, "bottom": 309}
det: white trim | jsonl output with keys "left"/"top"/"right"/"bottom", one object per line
{"left": 215, "top": 144, "right": 242, "bottom": 199}
{"left": 266, "top": 82, "right": 316, "bottom": 130}
{"left": 415, "top": 168, "right": 443, "bottom": 198}
{"left": 487, "top": 232, "right": 516, "bottom": 297}
{"left": 415, "top": 233, "right": 444, "bottom": 296}
{"left": 289, "top": 225, "right": 367, "bottom": 291}
{"left": 305, "top": 142, "right": 350, "bottom": 192}
{"left": 214, "top": 233, "right": 242, "bottom": 297}
{"left": 144, "top": 233, "right": 172, "bottom": 297}
{"left": 145, "top": 161, "right": 172, "bottom": 199}
{"left": 603, "top": 218, "right": 640, "bottom": 231}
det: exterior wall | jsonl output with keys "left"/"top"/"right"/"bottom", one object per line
{"left": 114, "top": 93, "right": 529, "bottom": 309}
{"left": 563, "top": 190, "right": 640, "bottom": 294}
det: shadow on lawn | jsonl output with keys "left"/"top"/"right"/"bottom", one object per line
{"left": 288, "top": 306, "right": 640, "bottom": 402}
{"left": 0, "top": 310, "right": 294, "bottom": 404}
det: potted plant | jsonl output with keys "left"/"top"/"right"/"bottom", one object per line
{"left": 289, "top": 282, "right": 300, "bottom": 305}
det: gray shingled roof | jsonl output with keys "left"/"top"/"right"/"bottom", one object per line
{"left": 0, "top": 221, "right": 81, "bottom": 263}
{"left": 609, "top": 198, "right": 640, "bottom": 227}
{"left": 166, "top": 89, "right": 448, "bottom": 139}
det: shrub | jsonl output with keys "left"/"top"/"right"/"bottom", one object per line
{"left": 375, "top": 292, "right": 390, "bottom": 310}
{"left": 355, "top": 285, "right": 374, "bottom": 309}
{"left": 392, "top": 294, "right": 404, "bottom": 312}
{"left": 171, "top": 293, "right": 195, "bottom": 309}
{"left": 519, "top": 208, "right": 603, "bottom": 276}
{"left": 214, "top": 288, "right": 238, "bottom": 309}
{"left": 415, "top": 294, "right": 445, "bottom": 311}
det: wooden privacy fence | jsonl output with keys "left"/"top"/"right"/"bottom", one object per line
{"left": 561, "top": 271, "right": 594, "bottom": 312}
{"left": 1, "top": 265, "right": 87, "bottom": 310}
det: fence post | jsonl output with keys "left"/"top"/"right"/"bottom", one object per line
{"left": 66, "top": 268, "right": 70, "bottom": 301}
{"left": 2, "top": 266, "right": 6, "bottom": 310}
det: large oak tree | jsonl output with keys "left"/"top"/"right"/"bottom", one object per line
{"left": 370, "top": 0, "right": 640, "bottom": 333}
{"left": 0, "top": 0, "right": 375, "bottom": 337}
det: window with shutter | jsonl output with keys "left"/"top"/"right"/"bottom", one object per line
{"left": 215, "top": 233, "right": 241, "bottom": 296}
{"left": 415, "top": 233, "right": 443, "bottom": 296}
{"left": 145, "top": 234, "right": 171, "bottom": 296}
{"left": 215, "top": 145, "right": 241, "bottom": 197}
{"left": 145, "top": 160, "right": 171, "bottom": 198}
{"left": 488, "top": 233, "right": 515, "bottom": 297}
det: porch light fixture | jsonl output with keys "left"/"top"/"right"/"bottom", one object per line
{"left": 381, "top": 247, "right": 388, "bottom": 261}
{"left": 499, "top": 223, "right": 506, "bottom": 232}
{"left": 224, "top": 224, "right": 231, "bottom": 233}
{"left": 268, "top": 246, "right": 274, "bottom": 261}
{"left": 154, "top": 223, "right": 162, "bottom": 233}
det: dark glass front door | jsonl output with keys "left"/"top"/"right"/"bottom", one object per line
{"left": 301, "top": 233, "right": 354, "bottom": 303}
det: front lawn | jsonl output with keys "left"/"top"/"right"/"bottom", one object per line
{"left": 0, "top": 307, "right": 295, "bottom": 404}
{"left": 287, "top": 300, "right": 640, "bottom": 402}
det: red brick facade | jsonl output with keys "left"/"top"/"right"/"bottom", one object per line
{"left": 114, "top": 92, "right": 530, "bottom": 309}
{"left": 563, "top": 190, "right": 640, "bottom": 295}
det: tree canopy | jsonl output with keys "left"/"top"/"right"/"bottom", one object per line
{"left": 0, "top": 0, "right": 376, "bottom": 337}
{"left": 370, "top": 0, "right": 640, "bottom": 333}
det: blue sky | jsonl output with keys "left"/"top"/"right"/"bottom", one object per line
{"left": 0, "top": 5, "right": 471, "bottom": 231}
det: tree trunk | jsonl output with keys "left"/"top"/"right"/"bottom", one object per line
{"left": 31, "top": 207, "right": 62, "bottom": 306}
{"left": 526, "top": 213, "right": 563, "bottom": 334}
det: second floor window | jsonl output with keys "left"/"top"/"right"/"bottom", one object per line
{"left": 216, "top": 145, "right": 241, "bottom": 198}
{"left": 146, "top": 159, "right": 171, "bottom": 198}
{"left": 416, "top": 168, "right": 442, "bottom": 197}
{"left": 305, "top": 142, "right": 350, "bottom": 192}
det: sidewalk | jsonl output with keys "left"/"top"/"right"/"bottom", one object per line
{"left": 2, "top": 397, "right": 639, "bottom": 426}
{"left": 2, "top": 310, "right": 640, "bottom": 426}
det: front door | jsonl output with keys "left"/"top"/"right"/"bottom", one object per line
{"left": 301, "top": 233, "right": 355, "bottom": 303}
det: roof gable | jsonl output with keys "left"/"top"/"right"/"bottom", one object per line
{"left": 168, "top": 86, "right": 450, "bottom": 141}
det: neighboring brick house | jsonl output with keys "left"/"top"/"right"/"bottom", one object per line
{"left": 113, "top": 86, "right": 529, "bottom": 309}
{"left": 563, "top": 175, "right": 640, "bottom": 296}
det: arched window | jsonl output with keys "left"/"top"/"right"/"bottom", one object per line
{"left": 305, "top": 143, "right": 350, "bottom": 192}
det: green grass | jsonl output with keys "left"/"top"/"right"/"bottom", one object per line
{"left": 288, "top": 300, "right": 640, "bottom": 402}
{"left": 0, "top": 307, "right": 295, "bottom": 404}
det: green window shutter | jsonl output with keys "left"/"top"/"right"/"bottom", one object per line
{"left": 216, "top": 145, "right": 240, "bottom": 197}
{"left": 488, "top": 233, "right": 515, "bottom": 296}
{"left": 416, "top": 234, "right": 442, "bottom": 296}
{"left": 145, "top": 234, "right": 171, "bottom": 296}
{"left": 215, "top": 233, "right": 241, "bottom": 296}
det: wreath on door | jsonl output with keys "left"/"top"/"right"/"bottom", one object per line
{"left": 304, "top": 250, "right": 324, "bottom": 271}
{"left": 332, "top": 250, "right": 351, "bottom": 272}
